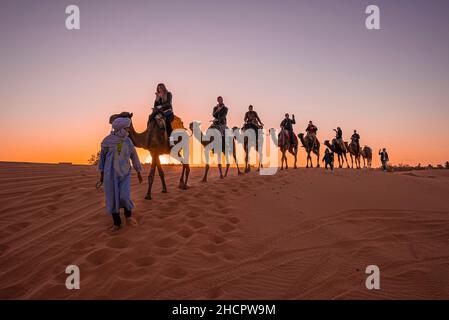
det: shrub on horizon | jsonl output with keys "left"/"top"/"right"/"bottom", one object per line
{"left": 88, "top": 151, "right": 101, "bottom": 165}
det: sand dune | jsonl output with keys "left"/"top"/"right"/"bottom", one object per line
{"left": 1, "top": 162, "right": 449, "bottom": 299}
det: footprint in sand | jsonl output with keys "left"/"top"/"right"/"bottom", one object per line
{"left": 206, "top": 287, "right": 225, "bottom": 299}
{"left": 133, "top": 256, "right": 156, "bottom": 267}
{"left": 156, "top": 236, "right": 179, "bottom": 248}
{"left": 0, "top": 244, "right": 9, "bottom": 257}
{"left": 186, "top": 209, "right": 200, "bottom": 218}
{"left": 166, "top": 200, "right": 180, "bottom": 209}
{"left": 216, "top": 207, "right": 232, "bottom": 215}
{"left": 162, "top": 266, "right": 188, "bottom": 279}
{"left": 46, "top": 204, "right": 58, "bottom": 212}
{"left": 86, "top": 248, "right": 115, "bottom": 266}
{"left": 221, "top": 252, "right": 235, "bottom": 261}
{"left": 6, "top": 221, "right": 31, "bottom": 232}
{"left": 209, "top": 234, "right": 226, "bottom": 245}
{"left": 200, "top": 243, "right": 220, "bottom": 254}
{"left": 177, "top": 227, "right": 194, "bottom": 239}
{"left": 188, "top": 219, "right": 206, "bottom": 230}
{"left": 219, "top": 223, "right": 236, "bottom": 233}
{"left": 106, "top": 237, "right": 131, "bottom": 249}
{"left": 227, "top": 216, "right": 240, "bottom": 224}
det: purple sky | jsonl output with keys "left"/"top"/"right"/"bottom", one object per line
{"left": 1, "top": 0, "right": 448, "bottom": 165}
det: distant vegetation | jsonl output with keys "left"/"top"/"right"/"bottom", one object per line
{"left": 88, "top": 151, "right": 101, "bottom": 165}
{"left": 391, "top": 162, "right": 449, "bottom": 172}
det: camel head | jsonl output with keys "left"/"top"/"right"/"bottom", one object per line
{"left": 109, "top": 111, "right": 133, "bottom": 124}
{"left": 324, "top": 140, "right": 333, "bottom": 150}
{"left": 297, "top": 133, "right": 306, "bottom": 146}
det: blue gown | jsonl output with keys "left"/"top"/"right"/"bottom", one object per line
{"left": 98, "top": 137, "right": 142, "bottom": 214}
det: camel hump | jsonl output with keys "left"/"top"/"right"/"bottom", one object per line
{"left": 172, "top": 115, "right": 185, "bottom": 130}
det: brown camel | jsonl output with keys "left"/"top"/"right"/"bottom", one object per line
{"left": 298, "top": 133, "right": 320, "bottom": 168}
{"left": 345, "top": 141, "right": 362, "bottom": 169}
{"left": 278, "top": 129, "right": 298, "bottom": 170}
{"left": 360, "top": 145, "right": 373, "bottom": 168}
{"left": 189, "top": 123, "right": 243, "bottom": 182}
{"left": 324, "top": 139, "right": 348, "bottom": 168}
{"left": 110, "top": 111, "right": 190, "bottom": 200}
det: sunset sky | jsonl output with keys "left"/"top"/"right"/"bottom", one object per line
{"left": 1, "top": 0, "right": 448, "bottom": 166}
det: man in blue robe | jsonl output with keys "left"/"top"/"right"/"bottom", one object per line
{"left": 98, "top": 117, "right": 143, "bottom": 231}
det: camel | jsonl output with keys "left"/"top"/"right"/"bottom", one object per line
{"left": 360, "top": 146, "right": 373, "bottom": 168}
{"left": 242, "top": 124, "right": 262, "bottom": 173}
{"left": 345, "top": 141, "right": 362, "bottom": 169}
{"left": 189, "top": 123, "right": 243, "bottom": 182}
{"left": 110, "top": 111, "right": 190, "bottom": 200}
{"left": 324, "top": 139, "right": 348, "bottom": 168}
{"left": 278, "top": 130, "right": 298, "bottom": 170}
{"left": 298, "top": 133, "right": 320, "bottom": 168}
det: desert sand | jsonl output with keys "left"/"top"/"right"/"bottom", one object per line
{"left": 0, "top": 162, "right": 449, "bottom": 299}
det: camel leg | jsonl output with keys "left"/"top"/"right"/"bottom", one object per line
{"left": 293, "top": 149, "right": 298, "bottom": 169}
{"left": 316, "top": 151, "right": 320, "bottom": 168}
{"left": 233, "top": 150, "right": 243, "bottom": 176}
{"left": 179, "top": 164, "right": 190, "bottom": 190}
{"left": 224, "top": 164, "right": 230, "bottom": 177}
{"left": 155, "top": 157, "right": 167, "bottom": 193}
{"left": 179, "top": 165, "right": 185, "bottom": 188}
{"left": 245, "top": 150, "right": 250, "bottom": 173}
{"left": 280, "top": 151, "right": 284, "bottom": 170}
{"left": 184, "top": 164, "right": 190, "bottom": 188}
{"left": 202, "top": 164, "right": 210, "bottom": 182}
{"left": 281, "top": 152, "right": 285, "bottom": 170}
{"left": 218, "top": 164, "right": 224, "bottom": 179}
{"left": 145, "top": 161, "right": 157, "bottom": 200}
{"left": 293, "top": 153, "right": 298, "bottom": 169}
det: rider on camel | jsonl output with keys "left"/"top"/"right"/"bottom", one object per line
{"left": 149, "top": 83, "right": 174, "bottom": 137}
{"left": 351, "top": 129, "right": 361, "bottom": 151}
{"left": 212, "top": 96, "right": 228, "bottom": 135}
{"left": 305, "top": 120, "right": 318, "bottom": 148}
{"left": 333, "top": 126, "right": 344, "bottom": 148}
{"left": 244, "top": 105, "right": 264, "bottom": 129}
{"left": 280, "top": 113, "right": 296, "bottom": 145}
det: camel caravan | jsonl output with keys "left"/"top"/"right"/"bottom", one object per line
{"left": 100, "top": 84, "right": 372, "bottom": 205}
{"left": 98, "top": 84, "right": 382, "bottom": 229}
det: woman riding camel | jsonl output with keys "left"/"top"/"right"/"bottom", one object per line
{"left": 149, "top": 83, "right": 174, "bottom": 137}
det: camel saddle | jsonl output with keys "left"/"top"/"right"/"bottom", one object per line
{"left": 306, "top": 132, "right": 318, "bottom": 145}
{"left": 333, "top": 138, "right": 345, "bottom": 149}
{"left": 280, "top": 129, "right": 298, "bottom": 146}
{"left": 243, "top": 122, "right": 262, "bottom": 131}
{"left": 153, "top": 114, "right": 185, "bottom": 131}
